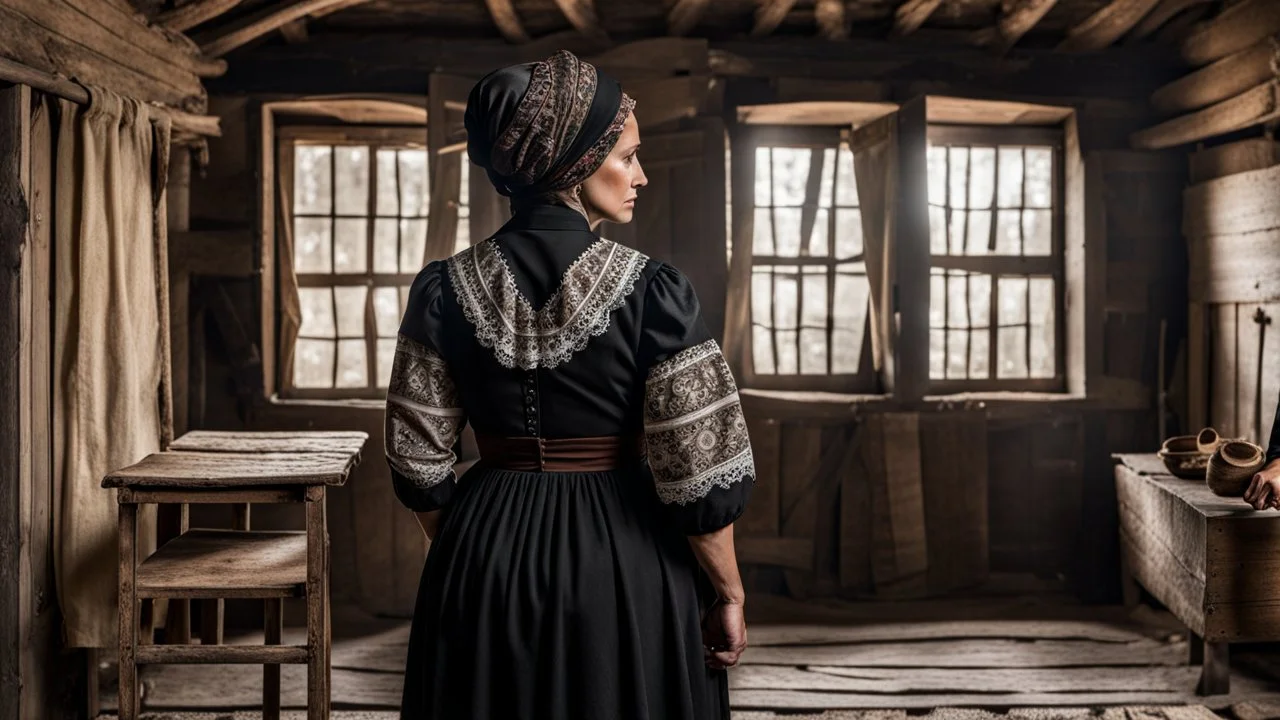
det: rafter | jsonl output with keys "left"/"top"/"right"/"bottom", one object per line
{"left": 977, "top": 0, "right": 1060, "bottom": 52}
{"left": 279, "top": 19, "right": 308, "bottom": 43}
{"left": 752, "top": 0, "right": 800, "bottom": 37}
{"left": 198, "top": 0, "right": 373, "bottom": 57}
{"left": 667, "top": 0, "right": 710, "bottom": 37}
{"left": 815, "top": 0, "right": 848, "bottom": 40}
{"left": 1057, "top": 0, "right": 1164, "bottom": 51}
{"left": 893, "top": 0, "right": 946, "bottom": 37}
{"left": 1127, "top": 0, "right": 1212, "bottom": 43}
{"left": 552, "top": 0, "right": 609, "bottom": 41}
{"left": 1181, "top": 0, "right": 1280, "bottom": 66}
{"left": 154, "top": 0, "right": 245, "bottom": 33}
{"left": 485, "top": 0, "right": 531, "bottom": 43}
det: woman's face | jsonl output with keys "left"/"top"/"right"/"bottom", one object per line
{"left": 581, "top": 112, "right": 646, "bottom": 227}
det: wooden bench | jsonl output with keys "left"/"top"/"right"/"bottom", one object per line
{"left": 104, "top": 430, "right": 367, "bottom": 720}
{"left": 1115, "top": 452, "right": 1280, "bottom": 696}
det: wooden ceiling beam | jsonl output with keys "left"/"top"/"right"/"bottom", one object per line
{"left": 1131, "top": 81, "right": 1280, "bottom": 150}
{"left": 199, "top": 0, "right": 373, "bottom": 57}
{"left": 752, "top": 0, "right": 800, "bottom": 37}
{"left": 279, "top": 19, "right": 309, "bottom": 44}
{"left": 893, "top": 0, "right": 946, "bottom": 37}
{"left": 1057, "top": 0, "right": 1164, "bottom": 52}
{"left": 815, "top": 0, "right": 848, "bottom": 40}
{"left": 667, "top": 0, "right": 710, "bottom": 37}
{"left": 1152, "top": 34, "right": 1279, "bottom": 114}
{"left": 1181, "top": 0, "right": 1280, "bottom": 66}
{"left": 980, "top": 0, "right": 1061, "bottom": 52}
{"left": 485, "top": 0, "right": 531, "bottom": 43}
{"left": 552, "top": 0, "right": 609, "bottom": 42}
{"left": 1126, "top": 0, "right": 1211, "bottom": 44}
{"left": 154, "top": 0, "right": 245, "bottom": 33}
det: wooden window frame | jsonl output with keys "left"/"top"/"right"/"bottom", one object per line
{"left": 276, "top": 124, "right": 430, "bottom": 401}
{"left": 926, "top": 124, "right": 1067, "bottom": 394}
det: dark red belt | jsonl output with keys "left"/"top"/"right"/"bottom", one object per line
{"left": 475, "top": 434, "right": 643, "bottom": 472}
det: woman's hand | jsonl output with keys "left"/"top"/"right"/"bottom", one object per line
{"left": 415, "top": 510, "right": 442, "bottom": 541}
{"left": 1243, "top": 460, "right": 1280, "bottom": 510}
{"left": 701, "top": 598, "right": 747, "bottom": 670}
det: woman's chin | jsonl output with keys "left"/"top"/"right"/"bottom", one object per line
{"left": 612, "top": 206, "right": 635, "bottom": 224}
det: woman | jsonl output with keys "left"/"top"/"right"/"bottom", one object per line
{"left": 1243, "top": 392, "right": 1280, "bottom": 510}
{"left": 384, "top": 50, "right": 754, "bottom": 719}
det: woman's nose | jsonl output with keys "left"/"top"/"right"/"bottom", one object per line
{"left": 634, "top": 162, "right": 648, "bottom": 188}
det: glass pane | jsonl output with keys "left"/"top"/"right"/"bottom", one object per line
{"left": 948, "top": 209, "right": 968, "bottom": 255}
{"left": 1030, "top": 277, "right": 1055, "bottom": 378}
{"left": 929, "top": 271, "right": 946, "bottom": 328}
{"left": 998, "top": 277, "right": 1028, "bottom": 325}
{"left": 374, "top": 219, "right": 398, "bottom": 273}
{"left": 835, "top": 208, "right": 862, "bottom": 259}
{"left": 775, "top": 329, "right": 798, "bottom": 374}
{"left": 399, "top": 285, "right": 412, "bottom": 317}
{"left": 298, "top": 287, "right": 335, "bottom": 338}
{"left": 946, "top": 328, "right": 969, "bottom": 379}
{"left": 807, "top": 208, "right": 829, "bottom": 257}
{"left": 377, "top": 338, "right": 396, "bottom": 387}
{"left": 929, "top": 329, "right": 945, "bottom": 379}
{"left": 997, "top": 147, "right": 1024, "bottom": 208}
{"left": 833, "top": 267, "right": 868, "bottom": 331}
{"left": 1022, "top": 209, "right": 1052, "bottom": 256}
{"left": 753, "top": 208, "right": 774, "bottom": 255}
{"left": 771, "top": 148, "right": 810, "bottom": 206}
{"left": 376, "top": 150, "right": 398, "bottom": 216}
{"left": 293, "top": 145, "right": 331, "bottom": 215}
{"left": 835, "top": 145, "right": 857, "bottom": 207}
{"left": 998, "top": 326, "right": 1028, "bottom": 379}
{"left": 335, "top": 286, "right": 367, "bottom": 338}
{"left": 800, "top": 328, "right": 827, "bottom": 375}
{"left": 399, "top": 150, "right": 429, "bottom": 217}
{"left": 970, "top": 147, "right": 996, "bottom": 210}
{"left": 994, "top": 210, "right": 1022, "bottom": 255}
{"left": 1025, "top": 147, "right": 1053, "bottom": 208}
{"left": 970, "top": 329, "right": 990, "bottom": 379}
{"left": 966, "top": 210, "right": 992, "bottom": 256}
{"left": 774, "top": 270, "right": 798, "bottom": 330}
{"left": 336, "top": 339, "right": 368, "bottom": 388}
{"left": 818, "top": 148, "right": 836, "bottom": 209}
{"left": 335, "top": 146, "right": 369, "bottom": 216}
{"left": 948, "top": 147, "right": 969, "bottom": 209}
{"left": 754, "top": 147, "right": 772, "bottom": 206}
{"left": 832, "top": 328, "right": 860, "bottom": 374}
{"left": 294, "top": 218, "right": 332, "bottom": 273}
{"left": 294, "top": 339, "right": 334, "bottom": 388}
{"left": 752, "top": 326, "right": 775, "bottom": 374}
{"left": 947, "top": 273, "right": 970, "bottom": 328}
{"left": 929, "top": 206, "right": 947, "bottom": 254}
{"left": 773, "top": 208, "right": 801, "bottom": 257}
{"left": 927, "top": 145, "right": 947, "bottom": 206}
{"left": 399, "top": 218, "right": 428, "bottom": 272}
{"left": 334, "top": 218, "right": 367, "bottom": 273}
{"left": 801, "top": 270, "right": 827, "bottom": 328}
{"left": 969, "top": 273, "right": 991, "bottom": 329}
{"left": 373, "top": 287, "right": 401, "bottom": 337}
{"left": 751, "top": 269, "right": 774, "bottom": 326}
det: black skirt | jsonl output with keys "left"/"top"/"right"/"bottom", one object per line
{"left": 400, "top": 462, "right": 731, "bottom": 720}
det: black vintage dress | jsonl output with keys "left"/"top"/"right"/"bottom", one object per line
{"left": 384, "top": 202, "right": 756, "bottom": 720}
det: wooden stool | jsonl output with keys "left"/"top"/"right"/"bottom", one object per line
{"left": 104, "top": 430, "right": 367, "bottom": 720}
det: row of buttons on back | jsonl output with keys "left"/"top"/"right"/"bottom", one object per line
{"left": 523, "top": 368, "right": 538, "bottom": 435}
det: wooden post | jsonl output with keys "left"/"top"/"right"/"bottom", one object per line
{"left": 306, "top": 491, "right": 328, "bottom": 719}
{"left": 118, "top": 502, "right": 139, "bottom": 720}
{"left": 264, "top": 597, "right": 282, "bottom": 720}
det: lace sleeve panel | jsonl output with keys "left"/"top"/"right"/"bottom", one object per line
{"left": 385, "top": 333, "right": 466, "bottom": 511}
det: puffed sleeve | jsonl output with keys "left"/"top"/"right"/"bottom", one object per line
{"left": 640, "top": 263, "right": 754, "bottom": 535}
{"left": 384, "top": 261, "right": 467, "bottom": 513}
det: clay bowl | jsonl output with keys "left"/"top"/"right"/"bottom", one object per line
{"left": 1206, "top": 440, "right": 1265, "bottom": 497}
{"left": 1158, "top": 434, "right": 1212, "bottom": 479}
{"left": 1196, "top": 427, "right": 1222, "bottom": 455}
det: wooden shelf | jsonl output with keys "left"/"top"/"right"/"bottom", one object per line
{"left": 136, "top": 530, "right": 307, "bottom": 599}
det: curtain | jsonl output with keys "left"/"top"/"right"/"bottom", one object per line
{"left": 53, "top": 86, "right": 172, "bottom": 648}
{"left": 850, "top": 113, "right": 898, "bottom": 391}
{"left": 276, "top": 141, "right": 302, "bottom": 392}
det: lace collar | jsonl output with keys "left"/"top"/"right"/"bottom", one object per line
{"left": 447, "top": 237, "right": 648, "bottom": 369}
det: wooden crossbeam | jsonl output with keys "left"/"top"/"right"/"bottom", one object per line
{"left": 552, "top": 0, "right": 608, "bottom": 41}
{"left": 1181, "top": 0, "right": 1280, "bottom": 66}
{"left": 1152, "top": 34, "right": 1280, "bottom": 114}
{"left": 154, "top": 0, "right": 245, "bottom": 33}
{"left": 1057, "top": 0, "right": 1164, "bottom": 52}
{"left": 1127, "top": 0, "right": 1212, "bottom": 44}
{"left": 978, "top": 0, "right": 1060, "bottom": 52}
{"left": 815, "top": 0, "right": 848, "bottom": 40}
{"left": 199, "top": 0, "right": 373, "bottom": 57}
{"left": 1131, "top": 81, "right": 1280, "bottom": 150}
{"left": 279, "top": 19, "right": 308, "bottom": 44}
{"left": 893, "top": 0, "right": 946, "bottom": 37}
{"left": 485, "top": 0, "right": 531, "bottom": 43}
{"left": 752, "top": 0, "right": 800, "bottom": 37}
{"left": 667, "top": 0, "right": 710, "bottom": 37}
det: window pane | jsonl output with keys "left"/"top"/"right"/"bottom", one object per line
{"left": 1025, "top": 147, "right": 1053, "bottom": 208}
{"left": 377, "top": 338, "right": 396, "bottom": 388}
{"left": 970, "top": 329, "right": 990, "bottom": 379}
{"left": 336, "top": 339, "right": 368, "bottom": 388}
{"left": 1022, "top": 209, "right": 1051, "bottom": 256}
{"left": 946, "top": 328, "right": 969, "bottom": 379}
{"left": 948, "top": 147, "right": 969, "bottom": 209}
{"left": 752, "top": 325, "right": 775, "bottom": 374}
{"left": 929, "top": 206, "right": 947, "bottom": 254}
{"left": 835, "top": 208, "right": 862, "bottom": 259}
{"left": 754, "top": 147, "right": 772, "bottom": 205}
{"left": 376, "top": 150, "right": 398, "bottom": 216}
{"left": 807, "top": 208, "right": 829, "bottom": 257}
{"left": 751, "top": 269, "right": 773, "bottom": 326}
{"left": 298, "top": 287, "right": 335, "bottom": 338}
{"left": 969, "top": 273, "right": 991, "bottom": 329}
{"left": 373, "top": 287, "right": 401, "bottom": 337}
{"left": 998, "top": 277, "right": 1028, "bottom": 326}
{"left": 771, "top": 148, "right": 810, "bottom": 206}
{"left": 994, "top": 210, "right": 1022, "bottom": 255}
{"left": 948, "top": 209, "right": 968, "bottom": 255}
{"left": 334, "top": 218, "right": 368, "bottom": 273}
{"left": 774, "top": 269, "right": 798, "bottom": 330}
{"left": 997, "top": 147, "right": 1024, "bottom": 208}
{"left": 929, "top": 271, "right": 945, "bottom": 329}
{"left": 374, "top": 219, "right": 398, "bottom": 273}
{"left": 335, "top": 146, "right": 369, "bottom": 216}
{"left": 947, "top": 273, "right": 970, "bottom": 328}
{"left": 1030, "top": 277, "right": 1055, "bottom": 378}
{"left": 965, "top": 210, "right": 992, "bottom": 256}
{"left": 818, "top": 148, "right": 836, "bottom": 209}
{"left": 773, "top": 208, "right": 801, "bottom": 257}
{"left": 800, "top": 328, "right": 827, "bottom": 375}
{"left": 927, "top": 145, "right": 947, "bottom": 206}
{"left": 929, "top": 329, "right": 945, "bottom": 378}
{"left": 455, "top": 206, "right": 471, "bottom": 254}
{"left": 399, "top": 285, "right": 412, "bottom": 317}
{"left": 969, "top": 147, "right": 996, "bottom": 210}
{"left": 294, "top": 218, "right": 332, "bottom": 273}
{"left": 335, "top": 286, "right": 367, "bottom": 338}
{"left": 832, "top": 329, "right": 860, "bottom": 374}
{"left": 294, "top": 339, "right": 334, "bottom": 388}
{"left": 294, "top": 145, "right": 331, "bottom": 215}
{"left": 835, "top": 145, "right": 857, "bottom": 207}
{"left": 753, "top": 208, "right": 774, "bottom": 255}
{"left": 998, "top": 326, "right": 1028, "bottom": 378}
{"left": 801, "top": 270, "right": 827, "bottom": 328}
{"left": 832, "top": 269, "right": 868, "bottom": 374}
{"left": 399, "top": 150, "right": 429, "bottom": 217}
{"left": 775, "top": 329, "right": 798, "bottom": 374}
{"left": 399, "top": 218, "right": 427, "bottom": 272}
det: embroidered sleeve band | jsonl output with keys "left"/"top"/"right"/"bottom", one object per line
{"left": 385, "top": 334, "right": 466, "bottom": 490}
{"left": 643, "top": 339, "right": 755, "bottom": 506}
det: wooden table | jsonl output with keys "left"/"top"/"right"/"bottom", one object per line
{"left": 1115, "top": 453, "right": 1278, "bottom": 696}
{"left": 104, "top": 430, "right": 367, "bottom": 720}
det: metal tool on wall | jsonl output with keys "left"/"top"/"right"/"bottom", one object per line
{"left": 1255, "top": 307, "right": 1272, "bottom": 444}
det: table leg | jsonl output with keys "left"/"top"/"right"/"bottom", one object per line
{"left": 264, "top": 598, "right": 282, "bottom": 720}
{"left": 118, "top": 503, "right": 139, "bottom": 720}
{"left": 306, "top": 492, "right": 328, "bottom": 720}
{"left": 1196, "top": 641, "right": 1230, "bottom": 695}
{"left": 1190, "top": 631, "right": 1204, "bottom": 665}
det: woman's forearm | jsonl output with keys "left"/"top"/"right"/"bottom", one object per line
{"left": 686, "top": 524, "right": 745, "bottom": 604}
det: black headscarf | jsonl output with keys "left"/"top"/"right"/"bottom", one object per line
{"left": 464, "top": 50, "right": 636, "bottom": 199}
